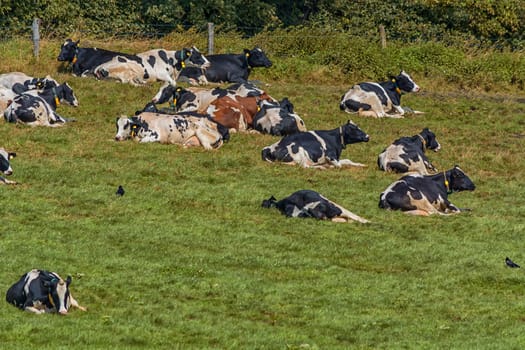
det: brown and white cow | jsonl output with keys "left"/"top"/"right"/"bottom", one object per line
{"left": 115, "top": 112, "right": 228, "bottom": 149}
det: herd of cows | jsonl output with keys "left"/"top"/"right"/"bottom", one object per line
{"left": 0, "top": 39, "right": 476, "bottom": 314}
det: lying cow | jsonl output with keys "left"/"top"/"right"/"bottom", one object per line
{"left": 115, "top": 112, "right": 228, "bottom": 149}
{"left": 58, "top": 38, "right": 141, "bottom": 77}
{"left": 0, "top": 72, "right": 58, "bottom": 93}
{"left": 253, "top": 98, "right": 307, "bottom": 136}
{"left": 178, "top": 47, "right": 272, "bottom": 84}
{"left": 262, "top": 190, "right": 369, "bottom": 223}
{"left": 261, "top": 121, "right": 369, "bottom": 168}
{"left": 4, "top": 83, "right": 78, "bottom": 127}
{"left": 340, "top": 71, "right": 420, "bottom": 118}
{"left": 6, "top": 269, "right": 86, "bottom": 315}
{"left": 378, "top": 128, "right": 440, "bottom": 174}
{"left": 379, "top": 165, "right": 476, "bottom": 216}
{"left": 0, "top": 148, "right": 17, "bottom": 185}
{"left": 95, "top": 47, "right": 210, "bottom": 86}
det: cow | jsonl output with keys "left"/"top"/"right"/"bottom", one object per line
{"left": 378, "top": 128, "right": 441, "bottom": 174}
{"left": 262, "top": 190, "right": 370, "bottom": 223}
{"left": 253, "top": 98, "right": 307, "bottom": 136}
{"left": 378, "top": 165, "right": 476, "bottom": 216}
{"left": 178, "top": 47, "right": 272, "bottom": 84}
{"left": 57, "top": 38, "right": 141, "bottom": 77}
{"left": 340, "top": 71, "right": 421, "bottom": 118}
{"left": 94, "top": 47, "right": 210, "bottom": 86}
{"left": 261, "top": 121, "right": 369, "bottom": 169}
{"left": 6, "top": 269, "right": 86, "bottom": 315}
{"left": 0, "top": 148, "right": 17, "bottom": 185}
{"left": 4, "top": 82, "right": 78, "bottom": 127}
{"left": 115, "top": 112, "right": 228, "bottom": 149}
{"left": 0, "top": 72, "right": 59, "bottom": 93}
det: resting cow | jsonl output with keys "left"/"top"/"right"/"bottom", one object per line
{"left": 94, "top": 47, "right": 210, "bottom": 86}
{"left": 340, "top": 71, "right": 421, "bottom": 118}
{"left": 261, "top": 121, "right": 369, "bottom": 169}
{"left": 262, "top": 190, "right": 370, "bottom": 223}
{"left": 178, "top": 47, "right": 272, "bottom": 84}
{"left": 115, "top": 112, "right": 228, "bottom": 149}
{"left": 378, "top": 128, "right": 440, "bottom": 174}
{"left": 6, "top": 269, "right": 86, "bottom": 315}
{"left": 4, "top": 83, "right": 78, "bottom": 127}
{"left": 0, "top": 72, "right": 58, "bottom": 93}
{"left": 253, "top": 98, "right": 307, "bottom": 136}
{"left": 379, "top": 165, "right": 476, "bottom": 216}
{"left": 57, "top": 38, "right": 141, "bottom": 78}
{"left": 0, "top": 148, "right": 17, "bottom": 185}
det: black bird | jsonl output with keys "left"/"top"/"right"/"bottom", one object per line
{"left": 116, "top": 185, "right": 125, "bottom": 196}
{"left": 505, "top": 257, "right": 520, "bottom": 268}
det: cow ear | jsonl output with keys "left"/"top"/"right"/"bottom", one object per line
{"left": 243, "top": 49, "right": 250, "bottom": 57}
{"left": 66, "top": 276, "right": 72, "bottom": 286}
{"left": 75, "top": 40, "right": 80, "bottom": 45}
{"left": 8, "top": 152, "right": 16, "bottom": 159}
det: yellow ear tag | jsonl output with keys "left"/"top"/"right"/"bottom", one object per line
{"left": 181, "top": 61, "right": 186, "bottom": 68}
{"left": 8, "top": 155, "right": 14, "bottom": 160}
{"left": 444, "top": 179, "right": 449, "bottom": 188}
{"left": 245, "top": 53, "right": 250, "bottom": 57}
{"left": 72, "top": 56, "right": 77, "bottom": 64}
{"left": 257, "top": 105, "right": 261, "bottom": 112}
{"left": 173, "top": 98, "right": 177, "bottom": 105}
{"left": 55, "top": 97, "right": 60, "bottom": 106}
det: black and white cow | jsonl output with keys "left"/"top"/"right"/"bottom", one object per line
{"left": 261, "top": 121, "right": 369, "bottom": 169}
{"left": 340, "top": 71, "right": 420, "bottom": 118}
{"left": 57, "top": 38, "right": 141, "bottom": 77}
{"left": 6, "top": 269, "right": 86, "bottom": 315}
{"left": 0, "top": 72, "right": 59, "bottom": 94}
{"left": 0, "top": 148, "right": 17, "bottom": 185}
{"left": 262, "top": 190, "right": 370, "bottom": 223}
{"left": 179, "top": 47, "right": 272, "bottom": 84}
{"left": 378, "top": 128, "right": 441, "bottom": 174}
{"left": 94, "top": 47, "right": 210, "bottom": 86}
{"left": 4, "top": 83, "right": 78, "bottom": 127}
{"left": 253, "top": 98, "right": 307, "bottom": 136}
{"left": 115, "top": 112, "right": 228, "bottom": 149}
{"left": 379, "top": 165, "right": 476, "bottom": 216}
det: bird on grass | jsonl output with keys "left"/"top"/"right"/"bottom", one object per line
{"left": 116, "top": 185, "right": 125, "bottom": 196}
{"left": 505, "top": 257, "right": 520, "bottom": 268}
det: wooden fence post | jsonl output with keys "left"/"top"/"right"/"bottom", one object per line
{"left": 32, "top": 18, "right": 40, "bottom": 57}
{"left": 207, "top": 22, "right": 214, "bottom": 55}
{"left": 379, "top": 25, "right": 386, "bottom": 49}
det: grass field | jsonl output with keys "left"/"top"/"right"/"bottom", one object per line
{"left": 1, "top": 38, "right": 525, "bottom": 349}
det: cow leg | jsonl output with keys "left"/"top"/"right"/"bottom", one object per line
{"left": 336, "top": 207, "right": 370, "bottom": 223}
{"left": 403, "top": 209, "right": 431, "bottom": 216}
{"left": 338, "top": 159, "right": 367, "bottom": 167}
{"left": 0, "top": 176, "right": 17, "bottom": 185}
{"left": 69, "top": 294, "right": 87, "bottom": 312}
{"left": 183, "top": 135, "right": 202, "bottom": 148}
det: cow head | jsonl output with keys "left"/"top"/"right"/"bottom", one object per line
{"left": 446, "top": 166, "right": 476, "bottom": 192}
{"left": 419, "top": 128, "right": 440, "bottom": 152}
{"left": 0, "top": 148, "right": 16, "bottom": 175}
{"left": 115, "top": 116, "right": 141, "bottom": 141}
{"left": 261, "top": 195, "right": 278, "bottom": 208}
{"left": 152, "top": 83, "right": 186, "bottom": 105}
{"left": 175, "top": 47, "right": 210, "bottom": 71}
{"left": 42, "top": 273, "right": 73, "bottom": 315}
{"left": 393, "top": 71, "right": 420, "bottom": 93}
{"left": 56, "top": 83, "right": 79, "bottom": 107}
{"left": 245, "top": 47, "right": 272, "bottom": 68}
{"left": 341, "top": 120, "right": 370, "bottom": 147}
{"left": 57, "top": 39, "right": 79, "bottom": 62}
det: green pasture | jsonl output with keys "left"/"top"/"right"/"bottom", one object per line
{"left": 1, "top": 38, "right": 525, "bottom": 349}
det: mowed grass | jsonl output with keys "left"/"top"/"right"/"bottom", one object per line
{"left": 1, "top": 39, "right": 525, "bottom": 349}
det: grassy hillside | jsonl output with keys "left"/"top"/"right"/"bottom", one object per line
{"left": 0, "top": 37, "right": 525, "bottom": 349}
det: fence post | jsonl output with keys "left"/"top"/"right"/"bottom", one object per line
{"left": 207, "top": 22, "right": 214, "bottom": 55}
{"left": 379, "top": 25, "right": 386, "bottom": 49}
{"left": 32, "top": 18, "right": 40, "bottom": 57}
